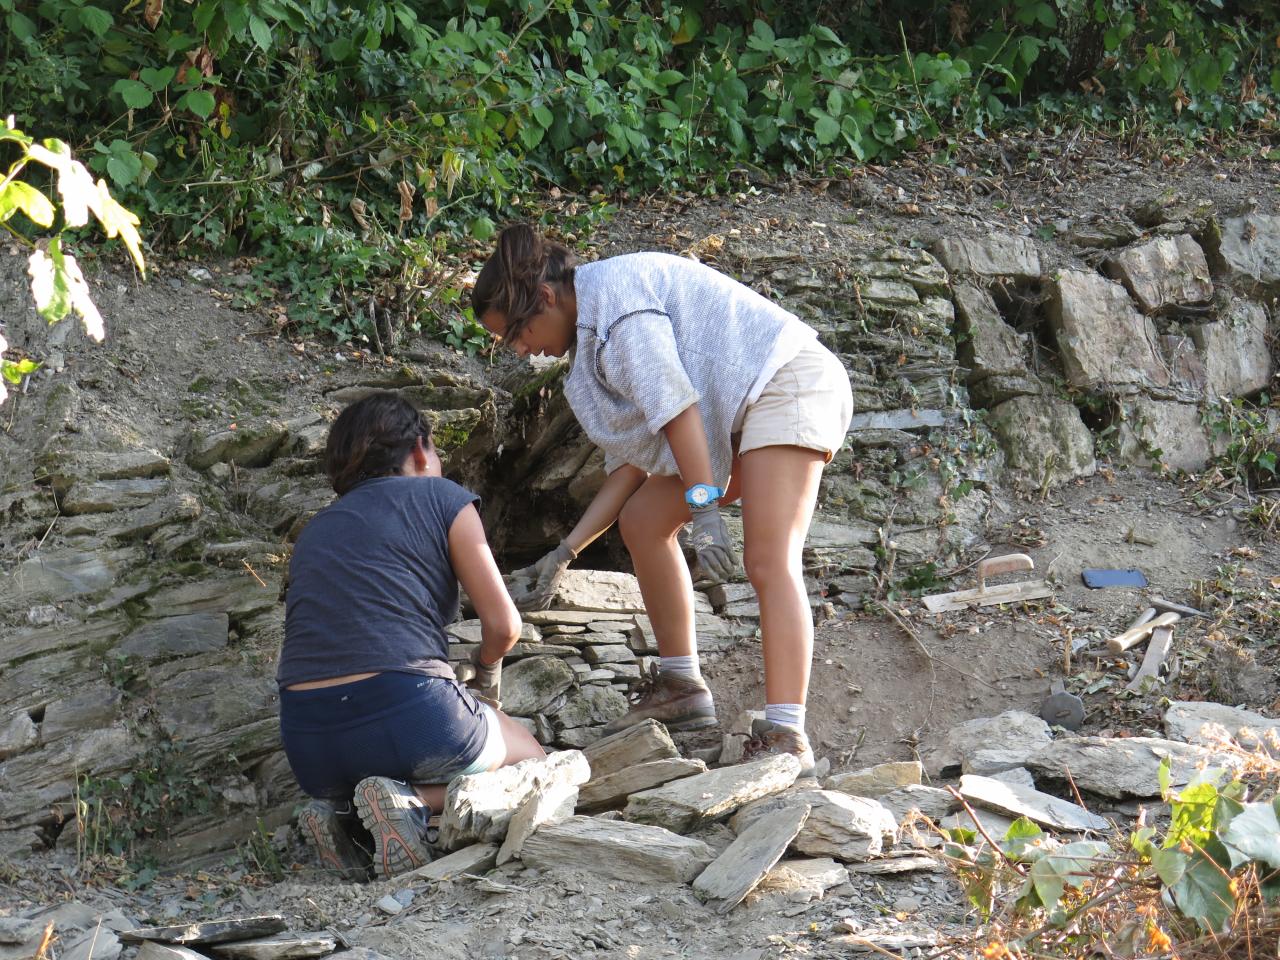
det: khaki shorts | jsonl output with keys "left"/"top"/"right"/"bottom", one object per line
{"left": 738, "top": 339, "right": 853, "bottom": 462}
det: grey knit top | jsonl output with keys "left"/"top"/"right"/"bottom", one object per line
{"left": 564, "top": 252, "right": 809, "bottom": 486}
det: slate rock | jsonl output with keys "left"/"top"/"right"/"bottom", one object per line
{"left": 1164, "top": 701, "right": 1280, "bottom": 755}
{"left": 1114, "top": 397, "right": 1215, "bottom": 472}
{"left": 1190, "top": 300, "right": 1273, "bottom": 397}
{"left": 582, "top": 719, "right": 679, "bottom": 780}
{"left": 1212, "top": 213, "right": 1280, "bottom": 294}
{"left": 935, "top": 233, "right": 1041, "bottom": 281}
{"left": 578, "top": 758, "right": 707, "bottom": 811}
{"left": 920, "top": 710, "right": 1053, "bottom": 778}
{"left": 61, "top": 478, "right": 170, "bottom": 516}
{"left": 757, "top": 857, "right": 850, "bottom": 902}
{"left": 694, "top": 801, "right": 810, "bottom": 913}
{"left": 825, "top": 761, "right": 922, "bottom": 798}
{"left": 212, "top": 935, "right": 337, "bottom": 960}
{"left": 625, "top": 755, "right": 801, "bottom": 834}
{"left": 120, "top": 916, "right": 287, "bottom": 945}
{"left": 1103, "top": 234, "right": 1213, "bottom": 314}
{"left": 137, "top": 945, "right": 209, "bottom": 960}
{"left": 439, "top": 750, "right": 588, "bottom": 850}
{"left": 959, "top": 774, "right": 1108, "bottom": 831}
{"left": 403, "top": 843, "right": 498, "bottom": 882}
{"left": 115, "top": 613, "right": 230, "bottom": 660}
{"left": 62, "top": 929, "right": 122, "bottom": 960}
{"left": 877, "top": 785, "right": 957, "bottom": 824}
{"left": 0, "top": 711, "right": 38, "bottom": 760}
{"left": 500, "top": 656, "right": 577, "bottom": 717}
{"left": 732, "top": 788, "right": 897, "bottom": 862}
{"left": 987, "top": 395, "right": 1096, "bottom": 491}
{"left": 550, "top": 686, "right": 628, "bottom": 729}
{"left": 41, "top": 684, "right": 123, "bottom": 742}
{"left": 1028, "top": 735, "right": 1228, "bottom": 798}
{"left": 187, "top": 419, "right": 289, "bottom": 469}
{"left": 521, "top": 816, "right": 714, "bottom": 884}
{"left": 1048, "top": 270, "right": 1169, "bottom": 390}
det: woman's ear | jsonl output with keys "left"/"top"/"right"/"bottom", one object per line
{"left": 411, "top": 436, "right": 430, "bottom": 474}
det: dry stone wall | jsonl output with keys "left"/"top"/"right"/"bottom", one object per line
{"left": 0, "top": 201, "right": 1275, "bottom": 865}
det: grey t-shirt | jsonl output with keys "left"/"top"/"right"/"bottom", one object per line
{"left": 565, "top": 252, "right": 811, "bottom": 486}
{"left": 277, "top": 476, "right": 478, "bottom": 686}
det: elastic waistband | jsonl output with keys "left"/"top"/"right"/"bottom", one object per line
{"left": 280, "top": 671, "right": 453, "bottom": 728}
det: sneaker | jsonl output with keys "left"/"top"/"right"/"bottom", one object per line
{"left": 298, "top": 799, "right": 373, "bottom": 882}
{"left": 353, "top": 777, "right": 434, "bottom": 879}
{"left": 741, "top": 718, "right": 817, "bottom": 778}
{"left": 602, "top": 664, "right": 717, "bottom": 734}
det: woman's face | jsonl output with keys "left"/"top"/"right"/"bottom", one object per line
{"left": 481, "top": 283, "right": 575, "bottom": 358}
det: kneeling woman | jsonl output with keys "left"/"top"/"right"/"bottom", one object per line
{"left": 277, "top": 392, "right": 543, "bottom": 879}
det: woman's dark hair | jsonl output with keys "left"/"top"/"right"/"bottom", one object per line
{"left": 472, "top": 223, "right": 575, "bottom": 343}
{"left": 325, "top": 392, "right": 433, "bottom": 495}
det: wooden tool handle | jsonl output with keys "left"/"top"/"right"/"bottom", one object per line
{"left": 977, "top": 553, "right": 1035, "bottom": 589}
{"left": 1106, "top": 611, "right": 1179, "bottom": 653}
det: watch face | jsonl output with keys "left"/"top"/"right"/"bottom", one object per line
{"left": 690, "top": 485, "right": 710, "bottom": 506}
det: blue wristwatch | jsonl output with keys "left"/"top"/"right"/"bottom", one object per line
{"left": 684, "top": 483, "right": 724, "bottom": 508}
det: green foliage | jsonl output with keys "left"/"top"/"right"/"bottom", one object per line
{"left": 74, "top": 744, "right": 219, "bottom": 865}
{"left": 0, "top": 117, "right": 145, "bottom": 402}
{"left": 3, "top": 1, "right": 1277, "bottom": 346}
{"left": 1204, "top": 394, "right": 1279, "bottom": 488}
{"left": 945, "top": 760, "right": 1280, "bottom": 949}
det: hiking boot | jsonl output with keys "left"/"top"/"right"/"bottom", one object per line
{"left": 741, "top": 718, "right": 817, "bottom": 778}
{"left": 602, "top": 664, "right": 717, "bottom": 735}
{"left": 298, "top": 799, "right": 374, "bottom": 881}
{"left": 353, "top": 777, "right": 434, "bottom": 879}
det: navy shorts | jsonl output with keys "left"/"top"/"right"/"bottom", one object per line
{"left": 279, "top": 671, "right": 501, "bottom": 800}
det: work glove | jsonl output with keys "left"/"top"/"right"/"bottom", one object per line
{"left": 460, "top": 646, "right": 502, "bottom": 707}
{"left": 689, "top": 503, "right": 737, "bottom": 583}
{"left": 508, "top": 540, "right": 576, "bottom": 612}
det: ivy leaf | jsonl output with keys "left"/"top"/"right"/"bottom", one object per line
{"left": 1170, "top": 847, "right": 1234, "bottom": 933}
{"left": 1222, "top": 799, "right": 1280, "bottom": 870}
{"left": 1152, "top": 847, "right": 1187, "bottom": 886}
{"left": 0, "top": 181, "right": 56, "bottom": 227}
{"left": 112, "top": 78, "right": 154, "bottom": 109}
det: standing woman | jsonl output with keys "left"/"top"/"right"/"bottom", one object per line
{"left": 278, "top": 392, "right": 544, "bottom": 880}
{"left": 474, "top": 225, "right": 852, "bottom": 775}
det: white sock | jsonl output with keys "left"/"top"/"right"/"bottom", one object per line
{"left": 765, "top": 703, "right": 806, "bottom": 734}
{"left": 660, "top": 655, "right": 703, "bottom": 683}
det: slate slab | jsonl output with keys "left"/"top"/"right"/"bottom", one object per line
{"left": 959, "top": 775, "right": 1108, "bottom": 831}
{"left": 212, "top": 935, "right": 337, "bottom": 960}
{"left": 120, "top": 916, "right": 287, "bottom": 945}
{"left": 625, "top": 755, "right": 801, "bottom": 833}
{"left": 694, "top": 801, "right": 810, "bottom": 913}
{"left": 521, "top": 816, "right": 714, "bottom": 883}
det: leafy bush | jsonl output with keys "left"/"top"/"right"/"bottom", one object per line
{"left": 942, "top": 755, "right": 1280, "bottom": 956}
{"left": 3, "top": 0, "right": 1277, "bottom": 346}
{"left": 0, "top": 117, "right": 144, "bottom": 403}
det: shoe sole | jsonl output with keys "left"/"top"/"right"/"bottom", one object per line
{"left": 298, "top": 805, "right": 372, "bottom": 881}
{"left": 354, "top": 778, "right": 430, "bottom": 880}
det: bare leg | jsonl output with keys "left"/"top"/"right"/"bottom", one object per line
{"left": 618, "top": 475, "right": 696, "bottom": 657}
{"left": 739, "top": 445, "right": 826, "bottom": 705}
{"left": 410, "top": 709, "right": 545, "bottom": 810}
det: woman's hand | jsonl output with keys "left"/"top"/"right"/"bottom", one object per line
{"left": 509, "top": 540, "right": 576, "bottom": 611}
{"left": 463, "top": 646, "right": 502, "bottom": 705}
{"left": 689, "top": 503, "right": 737, "bottom": 582}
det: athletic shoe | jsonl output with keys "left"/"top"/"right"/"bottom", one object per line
{"left": 353, "top": 777, "right": 434, "bottom": 879}
{"left": 741, "top": 718, "right": 817, "bottom": 778}
{"left": 297, "top": 799, "right": 373, "bottom": 881}
{"left": 601, "top": 664, "right": 717, "bottom": 734}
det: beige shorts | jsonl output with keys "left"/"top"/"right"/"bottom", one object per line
{"left": 738, "top": 339, "right": 853, "bottom": 462}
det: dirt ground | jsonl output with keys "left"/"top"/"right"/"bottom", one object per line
{"left": 1, "top": 131, "right": 1278, "bottom": 957}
